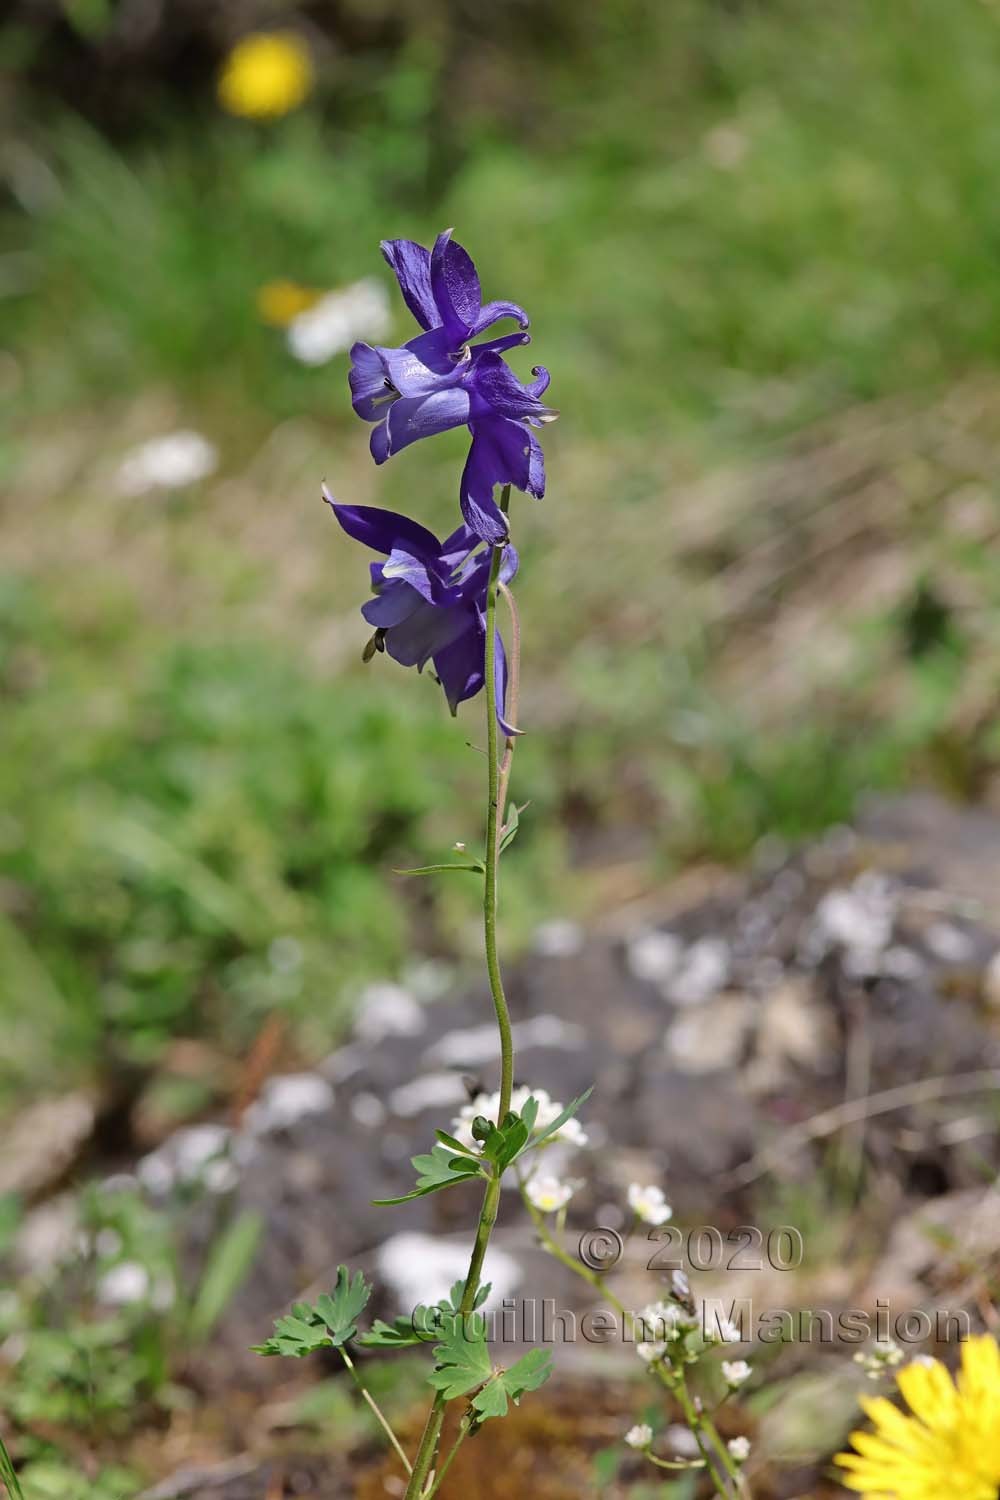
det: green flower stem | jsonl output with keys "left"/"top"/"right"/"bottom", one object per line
{"left": 423, "top": 1413, "right": 473, "bottom": 1500}
{"left": 672, "top": 1372, "right": 736, "bottom": 1497}
{"left": 646, "top": 1453, "right": 707, "bottom": 1472}
{"left": 517, "top": 1181, "right": 736, "bottom": 1499}
{"left": 484, "top": 489, "right": 516, "bottom": 1124}
{"left": 340, "top": 1347, "right": 412, "bottom": 1476}
{"left": 403, "top": 488, "right": 517, "bottom": 1500}
{"left": 495, "top": 578, "right": 521, "bottom": 831}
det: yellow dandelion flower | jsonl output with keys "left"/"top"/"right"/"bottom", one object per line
{"left": 256, "top": 280, "right": 324, "bottom": 328}
{"left": 835, "top": 1334, "right": 1000, "bottom": 1500}
{"left": 218, "top": 32, "right": 313, "bottom": 120}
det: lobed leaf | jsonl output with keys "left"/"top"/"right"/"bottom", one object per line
{"left": 471, "top": 1347, "right": 553, "bottom": 1422}
{"left": 252, "top": 1265, "right": 371, "bottom": 1357}
{"left": 427, "top": 1312, "right": 492, "bottom": 1399}
{"left": 373, "top": 1145, "right": 485, "bottom": 1206}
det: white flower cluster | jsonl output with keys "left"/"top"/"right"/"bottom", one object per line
{"left": 853, "top": 1338, "right": 904, "bottom": 1379}
{"left": 727, "top": 1436, "right": 751, "bottom": 1462}
{"left": 624, "top": 1422, "right": 653, "bottom": 1450}
{"left": 627, "top": 1182, "right": 672, "bottom": 1225}
{"left": 721, "top": 1358, "right": 752, "bottom": 1388}
{"left": 638, "top": 1298, "right": 698, "bottom": 1342}
{"left": 524, "top": 1175, "right": 575, "bottom": 1214}
{"left": 451, "top": 1085, "right": 588, "bottom": 1152}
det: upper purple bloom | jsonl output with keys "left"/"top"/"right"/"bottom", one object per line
{"left": 325, "top": 489, "right": 518, "bottom": 733}
{"left": 348, "top": 230, "right": 556, "bottom": 545}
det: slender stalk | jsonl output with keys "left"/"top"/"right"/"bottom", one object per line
{"left": 646, "top": 1454, "right": 707, "bottom": 1472}
{"left": 483, "top": 492, "right": 515, "bottom": 1123}
{"left": 495, "top": 579, "right": 521, "bottom": 831}
{"left": 340, "top": 1348, "right": 412, "bottom": 1476}
{"left": 403, "top": 488, "right": 518, "bottom": 1500}
{"left": 424, "top": 1414, "right": 473, "bottom": 1499}
{"left": 518, "top": 1180, "right": 736, "bottom": 1498}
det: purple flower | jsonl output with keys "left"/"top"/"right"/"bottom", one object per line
{"left": 348, "top": 230, "right": 556, "bottom": 545}
{"left": 325, "top": 489, "right": 518, "bottom": 732}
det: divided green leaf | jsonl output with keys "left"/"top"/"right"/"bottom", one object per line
{"left": 360, "top": 1280, "right": 492, "bottom": 1350}
{"left": 427, "top": 1312, "right": 493, "bottom": 1399}
{"left": 252, "top": 1265, "right": 371, "bottom": 1357}
{"left": 471, "top": 1347, "right": 553, "bottom": 1422}
{"left": 373, "top": 1145, "right": 485, "bottom": 1206}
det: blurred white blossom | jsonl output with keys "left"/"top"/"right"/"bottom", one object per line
{"left": 452, "top": 1085, "right": 587, "bottom": 1152}
{"left": 97, "top": 1261, "right": 150, "bottom": 1306}
{"left": 722, "top": 1359, "right": 752, "bottom": 1387}
{"left": 624, "top": 1423, "right": 653, "bottom": 1450}
{"left": 116, "top": 430, "right": 218, "bottom": 495}
{"left": 627, "top": 1182, "right": 672, "bottom": 1225}
{"left": 853, "top": 1339, "right": 904, "bottom": 1378}
{"left": 287, "top": 277, "right": 391, "bottom": 365}
{"left": 727, "top": 1436, "right": 751, "bottom": 1462}
{"left": 525, "top": 1175, "right": 575, "bottom": 1213}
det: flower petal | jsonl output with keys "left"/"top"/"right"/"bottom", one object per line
{"left": 494, "top": 628, "right": 520, "bottom": 737}
{"left": 375, "top": 333, "right": 471, "bottom": 396}
{"left": 361, "top": 579, "right": 421, "bottom": 628}
{"left": 527, "top": 364, "right": 551, "bottom": 398}
{"left": 384, "top": 597, "right": 468, "bottom": 670}
{"left": 380, "top": 238, "right": 436, "bottom": 330}
{"left": 379, "top": 387, "right": 472, "bottom": 460}
{"left": 471, "top": 351, "right": 557, "bottom": 424}
{"left": 525, "top": 429, "right": 545, "bottom": 498}
{"left": 434, "top": 622, "right": 485, "bottom": 713}
{"left": 470, "top": 299, "right": 530, "bottom": 338}
{"left": 460, "top": 425, "right": 516, "bottom": 545}
{"left": 472, "top": 330, "right": 532, "bottom": 359}
{"left": 439, "top": 522, "right": 482, "bottom": 570}
{"left": 430, "top": 229, "right": 482, "bottom": 344}
{"left": 348, "top": 341, "right": 394, "bottom": 421}
{"left": 327, "top": 497, "right": 442, "bottom": 560}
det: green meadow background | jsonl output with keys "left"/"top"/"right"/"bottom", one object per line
{"left": 4, "top": 0, "right": 1000, "bottom": 1116}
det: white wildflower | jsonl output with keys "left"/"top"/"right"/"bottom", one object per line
{"left": 451, "top": 1085, "right": 587, "bottom": 1152}
{"left": 525, "top": 1175, "right": 575, "bottom": 1214}
{"left": 287, "top": 277, "right": 391, "bottom": 365}
{"left": 636, "top": 1340, "right": 668, "bottom": 1365}
{"left": 638, "top": 1300, "right": 696, "bottom": 1341}
{"left": 721, "top": 1359, "right": 752, "bottom": 1387}
{"left": 624, "top": 1423, "right": 653, "bottom": 1450}
{"left": 703, "top": 1310, "right": 743, "bottom": 1344}
{"left": 243, "top": 1072, "right": 334, "bottom": 1134}
{"left": 853, "top": 1339, "right": 904, "bottom": 1378}
{"left": 97, "top": 1261, "right": 150, "bottom": 1306}
{"left": 727, "top": 1436, "right": 751, "bottom": 1462}
{"left": 116, "top": 430, "right": 218, "bottom": 496}
{"left": 627, "top": 1183, "right": 672, "bottom": 1226}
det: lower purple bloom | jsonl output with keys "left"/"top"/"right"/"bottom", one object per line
{"left": 325, "top": 490, "right": 519, "bottom": 733}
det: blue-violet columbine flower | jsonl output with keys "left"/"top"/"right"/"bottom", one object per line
{"left": 326, "top": 490, "right": 518, "bottom": 732}
{"left": 348, "top": 230, "right": 556, "bottom": 545}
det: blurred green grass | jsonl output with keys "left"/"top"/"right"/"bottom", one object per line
{"left": 4, "top": 0, "right": 1000, "bottom": 1110}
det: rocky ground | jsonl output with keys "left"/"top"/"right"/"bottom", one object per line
{"left": 5, "top": 792, "right": 1000, "bottom": 1497}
